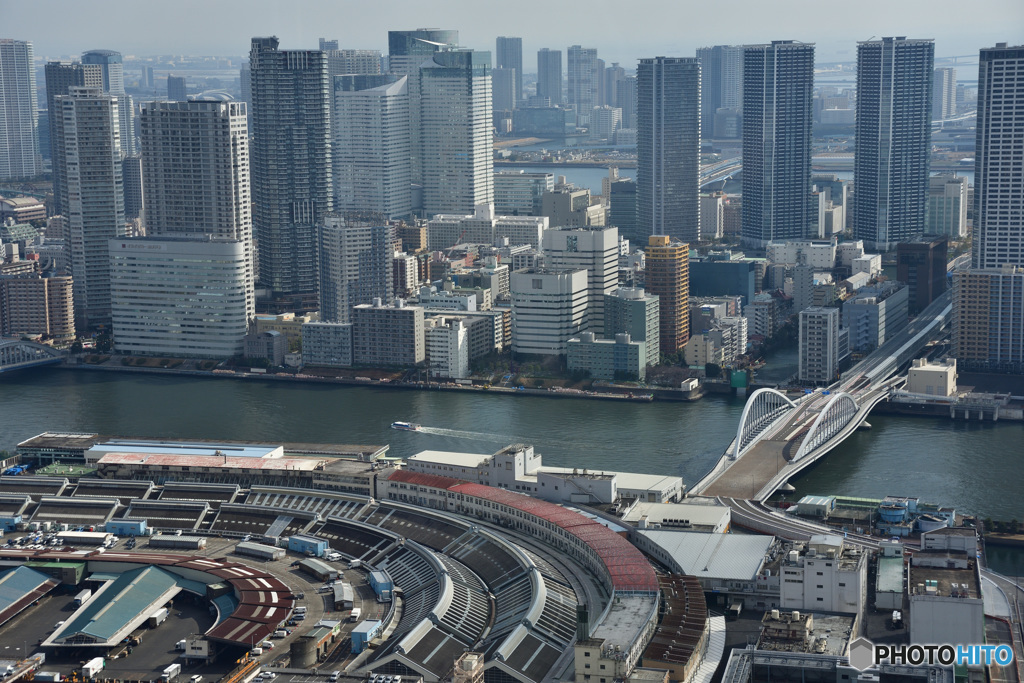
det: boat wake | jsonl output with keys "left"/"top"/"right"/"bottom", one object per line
{"left": 416, "top": 426, "right": 513, "bottom": 442}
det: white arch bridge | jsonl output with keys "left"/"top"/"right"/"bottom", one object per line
{"left": 0, "top": 339, "right": 64, "bottom": 373}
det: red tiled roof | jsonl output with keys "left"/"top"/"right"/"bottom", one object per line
{"left": 387, "top": 469, "right": 467, "bottom": 489}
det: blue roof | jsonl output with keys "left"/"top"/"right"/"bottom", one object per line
{"left": 52, "top": 566, "right": 182, "bottom": 645}
{"left": 0, "top": 566, "right": 53, "bottom": 611}
{"left": 213, "top": 594, "right": 239, "bottom": 625}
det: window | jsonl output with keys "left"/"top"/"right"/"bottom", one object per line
{"left": 816, "top": 597, "right": 824, "bottom": 601}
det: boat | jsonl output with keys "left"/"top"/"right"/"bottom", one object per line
{"left": 390, "top": 421, "right": 421, "bottom": 432}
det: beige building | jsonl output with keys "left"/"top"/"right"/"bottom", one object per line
{"left": 907, "top": 358, "right": 957, "bottom": 396}
{"left": 352, "top": 298, "right": 424, "bottom": 367}
{"left": 0, "top": 274, "right": 75, "bottom": 339}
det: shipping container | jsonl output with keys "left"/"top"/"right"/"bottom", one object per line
{"left": 73, "top": 589, "right": 91, "bottom": 606}
{"left": 148, "top": 607, "right": 168, "bottom": 627}
{"left": 82, "top": 657, "right": 105, "bottom": 678}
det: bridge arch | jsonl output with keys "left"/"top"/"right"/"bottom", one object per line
{"left": 793, "top": 392, "right": 858, "bottom": 461}
{"left": 733, "top": 388, "right": 798, "bottom": 459}
{"left": 0, "top": 339, "right": 63, "bottom": 372}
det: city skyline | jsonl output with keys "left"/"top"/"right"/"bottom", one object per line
{"left": 2, "top": 0, "right": 1017, "bottom": 67}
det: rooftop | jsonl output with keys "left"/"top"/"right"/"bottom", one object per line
{"left": 96, "top": 452, "right": 326, "bottom": 471}
{"left": 638, "top": 530, "right": 775, "bottom": 581}
{"left": 621, "top": 501, "right": 730, "bottom": 529}
{"left": 876, "top": 555, "right": 905, "bottom": 594}
{"left": 407, "top": 450, "right": 489, "bottom": 468}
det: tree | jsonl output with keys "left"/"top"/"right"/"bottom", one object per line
{"left": 706, "top": 363, "right": 722, "bottom": 379}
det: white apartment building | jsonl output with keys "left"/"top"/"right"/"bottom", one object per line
{"left": 332, "top": 74, "right": 411, "bottom": 219}
{"left": 510, "top": 268, "right": 589, "bottom": 356}
{"left": 426, "top": 316, "right": 469, "bottom": 378}
{"left": 301, "top": 321, "right": 353, "bottom": 367}
{"left": 352, "top": 298, "right": 424, "bottom": 367}
{"left": 53, "top": 87, "right": 126, "bottom": 328}
{"left": 110, "top": 236, "right": 253, "bottom": 357}
{"left": 427, "top": 204, "right": 548, "bottom": 250}
{"left": 766, "top": 240, "right": 837, "bottom": 270}
{"left": 779, "top": 535, "right": 867, "bottom": 615}
{"left": 493, "top": 171, "right": 553, "bottom": 216}
{"left": 542, "top": 226, "right": 618, "bottom": 334}
{"left": 799, "top": 307, "right": 840, "bottom": 384}
{"left": 0, "top": 39, "right": 40, "bottom": 180}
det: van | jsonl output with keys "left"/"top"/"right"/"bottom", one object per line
{"left": 250, "top": 648, "right": 263, "bottom": 656}
{"left": 273, "top": 630, "right": 287, "bottom": 639}
{"left": 329, "top": 673, "right": 340, "bottom": 682}
{"left": 349, "top": 608, "right": 361, "bottom": 622}
{"left": 190, "top": 676, "right": 203, "bottom": 683}
{"left": 294, "top": 606, "right": 306, "bottom": 614}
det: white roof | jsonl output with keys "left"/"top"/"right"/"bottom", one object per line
{"left": 639, "top": 530, "right": 774, "bottom": 581}
{"left": 538, "top": 466, "right": 682, "bottom": 493}
{"left": 407, "top": 450, "right": 489, "bottom": 468}
{"left": 622, "top": 502, "right": 730, "bottom": 528}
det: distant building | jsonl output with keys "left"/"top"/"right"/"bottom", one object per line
{"left": 927, "top": 175, "right": 968, "bottom": 238}
{"left": 645, "top": 235, "right": 690, "bottom": 355}
{"left": 605, "top": 287, "right": 660, "bottom": 369}
{"left": 245, "top": 330, "right": 287, "bottom": 366}
{"left": 316, "top": 216, "right": 393, "bottom": 324}
{"left": 491, "top": 67, "right": 517, "bottom": 116}
{"left": 167, "top": 75, "right": 186, "bottom": 100}
{"left": 541, "top": 185, "right": 604, "bottom": 229}
{"left": 352, "top": 298, "right": 424, "bottom": 367}
{"left": 896, "top": 237, "right": 947, "bottom": 314}
{"left": 700, "top": 192, "right": 725, "bottom": 240}
{"left": 542, "top": 226, "right": 619, "bottom": 334}
{"left": 110, "top": 236, "right": 252, "bottom": 358}
{"left": 567, "top": 331, "right": 646, "bottom": 380}
{"left": 609, "top": 178, "right": 638, "bottom": 244}
{"left": 428, "top": 204, "right": 548, "bottom": 251}
{"left": 953, "top": 267, "right": 1024, "bottom": 373}
{"left": 82, "top": 49, "right": 135, "bottom": 156}
{"left": 536, "top": 48, "right": 563, "bottom": 105}
{"left": 741, "top": 41, "right": 815, "bottom": 247}
{"left": 696, "top": 45, "right": 744, "bottom": 139}
{"left": 0, "top": 196, "right": 46, "bottom": 223}
{"left": 841, "top": 282, "right": 909, "bottom": 353}
{"left": 933, "top": 67, "right": 956, "bottom": 120}
{"left": 301, "top": 321, "right": 353, "bottom": 367}
{"left": 43, "top": 61, "right": 102, "bottom": 210}
{"left": 495, "top": 37, "right": 523, "bottom": 102}
{"left": 510, "top": 268, "right": 588, "bottom": 356}
{"left": 121, "top": 154, "right": 144, "bottom": 224}
{"left": 568, "top": 45, "right": 599, "bottom": 127}
{"left": 0, "top": 39, "right": 41, "bottom": 180}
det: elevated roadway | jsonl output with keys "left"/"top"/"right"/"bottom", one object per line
{"left": 0, "top": 339, "right": 64, "bottom": 373}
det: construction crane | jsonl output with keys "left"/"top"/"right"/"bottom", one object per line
{"left": 446, "top": 229, "right": 468, "bottom": 259}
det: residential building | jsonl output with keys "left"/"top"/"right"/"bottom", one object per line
{"left": 419, "top": 50, "right": 493, "bottom": 216}
{"left": 799, "top": 306, "right": 843, "bottom": 384}
{"left": 933, "top": 67, "right": 956, "bottom": 120}
{"left": 122, "top": 154, "right": 144, "bottom": 223}
{"left": 589, "top": 105, "right": 621, "bottom": 141}
{"left": 953, "top": 267, "right": 1024, "bottom": 373}
{"left": 82, "top": 50, "right": 135, "bottom": 157}
{"left": 301, "top": 321, "right": 353, "bottom": 367}
{"left": 392, "top": 252, "right": 420, "bottom": 297}
{"left": 249, "top": 36, "right": 332, "bottom": 305}
{"left": 252, "top": 311, "right": 318, "bottom": 347}
{"left": 110, "top": 236, "right": 252, "bottom": 357}
{"left": 688, "top": 257, "right": 757, "bottom": 306}
{"left": 841, "top": 282, "right": 909, "bottom": 353}
{"left": 352, "top": 298, "right": 425, "bottom": 366}
{"left": 567, "top": 45, "right": 599, "bottom": 126}
{"left": 779, "top": 535, "right": 867, "bottom": 615}
{"left": 700, "top": 192, "right": 725, "bottom": 240}
{"left": 244, "top": 330, "right": 287, "bottom": 366}
{"left": 854, "top": 38, "right": 934, "bottom": 251}
{"left": 427, "top": 204, "right": 548, "bottom": 250}
{"left": 167, "top": 75, "right": 186, "bottom": 100}
{"left": 491, "top": 67, "right": 517, "bottom": 115}
{"left": 325, "top": 49, "right": 382, "bottom": 78}
{"left": 44, "top": 61, "right": 102, "bottom": 211}
{"left": 567, "top": 331, "right": 646, "bottom": 380}
{"left": 741, "top": 41, "right": 815, "bottom": 247}
{"left": 973, "top": 43, "right": 1024, "bottom": 270}
{"left": 609, "top": 178, "right": 638, "bottom": 245}
{"left": 766, "top": 239, "right": 837, "bottom": 270}
{"left": 696, "top": 45, "right": 744, "bottom": 139}
{"left": 387, "top": 29, "right": 459, "bottom": 186}
{"left": 332, "top": 74, "right": 411, "bottom": 219}
{"left": 637, "top": 57, "right": 701, "bottom": 243}
{"left": 537, "top": 48, "right": 562, "bottom": 105}
{"left": 0, "top": 273, "right": 75, "bottom": 339}
{"left": 605, "top": 287, "right": 660, "bottom": 369}
{"left": 645, "top": 235, "right": 690, "bottom": 354}
{"left": 52, "top": 87, "right": 126, "bottom": 328}
{"left": 510, "top": 268, "right": 588, "bottom": 355}
{"left": 493, "top": 171, "right": 553, "bottom": 216}
{"left": 617, "top": 75, "right": 637, "bottom": 129}
{"left": 927, "top": 175, "right": 968, "bottom": 238}
{"left": 543, "top": 226, "right": 619, "bottom": 334}
{"left": 0, "top": 39, "right": 41, "bottom": 180}
{"left": 426, "top": 316, "right": 469, "bottom": 378}
{"left": 316, "top": 216, "right": 393, "bottom": 324}
{"left": 897, "top": 237, "right": 947, "bottom": 314}
{"left": 496, "top": 37, "right": 523, "bottom": 101}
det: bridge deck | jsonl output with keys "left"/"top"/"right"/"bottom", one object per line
{"left": 701, "top": 440, "right": 789, "bottom": 498}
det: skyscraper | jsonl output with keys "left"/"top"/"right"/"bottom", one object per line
{"left": 637, "top": 57, "right": 701, "bottom": 243}
{"left": 972, "top": 43, "right": 1024, "bottom": 270}
{"left": 333, "top": 74, "right": 411, "bottom": 219}
{"left": 741, "top": 41, "right": 815, "bottom": 247}
{"left": 167, "top": 75, "right": 187, "bottom": 101}
{"left": 44, "top": 61, "right": 103, "bottom": 211}
{"left": 419, "top": 50, "right": 493, "bottom": 215}
{"left": 853, "top": 37, "right": 934, "bottom": 251}
{"left": 567, "top": 45, "right": 599, "bottom": 126}
{"left": 645, "top": 234, "right": 690, "bottom": 354}
{"left": 52, "top": 87, "right": 125, "bottom": 327}
{"left": 933, "top": 67, "right": 957, "bottom": 120}
{"left": 0, "top": 39, "right": 40, "bottom": 180}
{"left": 317, "top": 215, "right": 394, "bottom": 324}
{"left": 696, "top": 45, "right": 743, "bottom": 139}
{"left": 82, "top": 50, "right": 135, "bottom": 156}
{"left": 537, "top": 48, "right": 562, "bottom": 105}
{"left": 140, "top": 100, "right": 252, "bottom": 242}
{"left": 496, "top": 36, "right": 523, "bottom": 101}
{"left": 388, "top": 29, "right": 459, "bottom": 186}
{"left": 249, "top": 36, "right": 332, "bottom": 305}
{"left": 492, "top": 67, "right": 517, "bottom": 113}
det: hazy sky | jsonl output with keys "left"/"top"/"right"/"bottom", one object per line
{"left": 3, "top": 0, "right": 1020, "bottom": 67}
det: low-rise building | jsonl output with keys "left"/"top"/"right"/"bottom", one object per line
{"left": 352, "top": 298, "right": 424, "bottom": 367}
{"left": 908, "top": 549, "right": 984, "bottom": 646}
{"left": 244, "top": 330, "right": 287, "bottom": 366}
{"left": 621, "top": 499, "right": 731, "bottom": 533}
{"left": 906, "top": 357, "right": 957, "bottom": 396}
{"left": 428, "top": 204, "right": 549, "bottom": 250}
{"left": 425, "top": 316, "right": 469, "bottom": 379}
{"left": 778, "top": 534, "right": 866, "bottom": 615}
{"left": 567, "top": 331, "right": 646, "bottom": 380}
{"left": 493, "top": 170, "right": 553, "bottom": 216}
{"left": 301, "top": 321, "right": 353, "bottom": 367}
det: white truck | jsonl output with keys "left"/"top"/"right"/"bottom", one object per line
{"left": 161, "top": 663, "right": 181, "bottom": 682}
{"left": 82, "top": 658, "right": 105, "bottom": 678}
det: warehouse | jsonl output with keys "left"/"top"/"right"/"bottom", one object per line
{"left": 288, "top": 535, "right": 328, "bottom": 558}
{"left": 332, "top": 582, "right": 354, "bottom": 610}
{"left": 236, "top": 541, "right": 285, "bottom": 561}
{"left": 149, "top": 535, "right": 207, "bottom": 550}
{"left": 298, "top": 558, "right": 338, "bottom": 581}
{"left": 0, "top": 566, "right": 59, "bottom": 627}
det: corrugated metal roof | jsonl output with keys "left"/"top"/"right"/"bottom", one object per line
{"left": 387, "top": 469, "right": 467, "bottom": 489}
{"left": 96, "top": 453, "right": 321, "bottom": 470}
{"left": 0, "top": 566, "right": 58, "bottom": 625}
{"left": 638, "top": 530, "right": 774, "bottom": 581}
